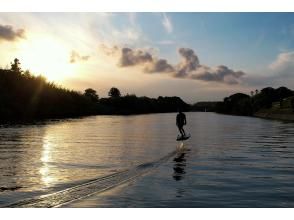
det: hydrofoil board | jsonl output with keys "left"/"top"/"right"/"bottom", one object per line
{"left": 176, "top": 134, "right": 191, "bottom": 141}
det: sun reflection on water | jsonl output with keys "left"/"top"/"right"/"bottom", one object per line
{"left": 39, "top": 137, "right": 55, "bottom": 187}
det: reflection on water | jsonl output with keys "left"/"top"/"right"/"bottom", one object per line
{"left": 0, "top": 114, "right": 176, "bottom": 206}
{"left": 62, "top": 113, "right": 294, "bottom": 208}
{"left": 173, "top": 147, "right": 189, "bottom": 199}
{"left": 1, "top": 112, "right": 294, "bottom": 207}
{"left": 40, "top": 137, "right": 55, "bottom": 187}
{"left": 173, "top": 150, "right": 187, "bottom": 181}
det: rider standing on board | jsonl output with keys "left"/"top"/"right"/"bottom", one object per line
{"left": 176, "top": 108, "right": 187, "bottom": 138}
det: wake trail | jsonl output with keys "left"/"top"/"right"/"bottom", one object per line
{"left": 5, "top": 150, "right": 177, "bottom": 208}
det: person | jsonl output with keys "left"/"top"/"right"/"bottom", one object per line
{"left": 176, "top": 108, "right": 187, "bottom": 138}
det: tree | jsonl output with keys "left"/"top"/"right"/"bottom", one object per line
{"left": 276, "top": 87, "right": 293, "bottom": 100}
{"left": 108, "top": 87, "right": 121, "bottom": 98}
{"left": 10, "top": 58, "right": 22, "bottom": 73}
{"left": 84, "top": 88, "right": 99, "bottom": 102}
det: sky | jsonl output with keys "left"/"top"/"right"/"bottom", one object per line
{"left": 0, "top": 13, "right": 294, "bottom": 103}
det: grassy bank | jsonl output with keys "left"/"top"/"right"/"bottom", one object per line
{"left": 254, "top": 97, "right": 294, "bottom": 121}
{"left": 215, "top": 87, "right": 294, "bottom": 121}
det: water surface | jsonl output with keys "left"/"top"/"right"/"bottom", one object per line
{"left": 1, "top": 113, "right": 294, "bottom": 207}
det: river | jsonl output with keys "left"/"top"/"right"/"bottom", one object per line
{"left": 1, "top": 112, "right": 294, "bottom": 207}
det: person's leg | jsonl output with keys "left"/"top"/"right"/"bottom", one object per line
{"left": 182, "top": 127, "right": 186, "bottom": 136}
{"left": 178, "top": 126, "right": 183, "bottom": 137}
{"left": 180, "top": 127, "right": 186, "bottom": 136}
{"left": 179, "top": 126, "right": 185, "bottom": 137}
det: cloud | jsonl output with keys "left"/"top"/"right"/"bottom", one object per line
{"left": 269, "top": 51, "right": 294, "bottom": 76}
{"left": 161, "top": 13, "right": 173, "bottom": 34}
{"left": 0, "top": 24, "right": 25, "bottom": 41}
{"left": 175, "top": 48, "right": 200, "bottom": 77}
{"left": 90, "top": 13, "right": 148, "bottom": 49}
{"left": 190, "top": 65, "right": 245, "bottom": 84}
{"left": 101, "top": 45, "right": 174, "bottom": 73}
{"left": 242, "top": 51, "right": 294, "bottom": 87}
{"left": 144, "top": 59, "right": 174, "bottom": 73}
{"left": 156, "top": 40, "right": 175, "bottom": 45}
{"left": 119, "top": 47, "right": 153, "bottom": 67}
{"left": 100, "top": 44, "right": 245, "bottom": 84}
{"left": 70, "top": 50, "right": 90, "bottom": 63}
{"left": 174, "top": 48, "right": 244, "bottom": 84}
{"left": 99, "top": 44, "right": 119, "bottom": 56}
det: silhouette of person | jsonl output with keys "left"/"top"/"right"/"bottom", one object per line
{"left": 176, "top": 108, "right": 187, "bottom": 138}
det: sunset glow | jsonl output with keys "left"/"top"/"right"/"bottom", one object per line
{"left": 16, "top": 34, "right": 75, "bottom": 81}
{"left": 1, "top": 13, "right": 294, "bottom": 102}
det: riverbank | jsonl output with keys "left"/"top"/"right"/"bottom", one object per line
{"left": 254, "top": 111, "right": 294, "bottom": 121}
{"left": 254, "top": 98, "right": 294, "bottom": 121}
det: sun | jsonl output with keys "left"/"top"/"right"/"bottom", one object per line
{"left": 17, "top": 34, "right": 75, "bottom": 82}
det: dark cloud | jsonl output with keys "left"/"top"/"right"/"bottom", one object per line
{"left": 103, "top": 45, "right": 174, "bottom": 73}
{"left": 0, "top": 24, "right": 25, "bottom": 41}
{"left": 101, "top": 44, "right": 245, "bottom": 84}
{"left": 175, "top": 48, "right": 200, "bottom": 77}
{"left": 70, "top": 50, "right": 90, "bottom": 63}
{"left": 190, "top": 65, "right": 245, "bottom": 84}
{"left": 174, "top": 48, "right": 244, "bottom": 84}
{"left": 144, "top": 59, "right": 174, "bottom": 73}
{"left": 119, "top": 47, "right": 152, "bottom": 66}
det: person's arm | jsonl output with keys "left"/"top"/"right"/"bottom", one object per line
{"left": 184, "top": 115, "right": 187, "bottom": 125}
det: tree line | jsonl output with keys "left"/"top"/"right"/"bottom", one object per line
{"left": 215, "top": 87, "right": 294, "bottom": 116}
{"left": 0, "top": 59, "right": 190, "bottom": 122}
{"left": 3, "top": 58, "right": 291, "bottom": 121}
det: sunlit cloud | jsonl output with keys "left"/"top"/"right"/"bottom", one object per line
{"left": 242, "top": 51, "right": 294, "bottom": 87}
{"left": 269, "top": 51, "right": 294, "bottom": 76}
{"left": 90, "top": 13, "right": 148, "bottom": 48}
{"left": 0, "top": 24, "right": 25, "bottom": 41}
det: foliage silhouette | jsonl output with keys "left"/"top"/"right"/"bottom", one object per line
{"left": 216, "top": 87, "right": 294, "bottom": 116}
{"left": 10, "top": 58, "right": 22, "bottom": 73}
{"left": 108, "top": 87, "right": 121, "bottom": 98}
{"left": 191, "top": 102, "right": 220, "bottom": 112}
{"left": 99, "top": 94, "right": 190, "bottom": 115}
{"left": 0, "top": 59, "right": 191, "bottom": 122}
{"left": 84, "top": 88, "right": 99, "bottom": 102}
